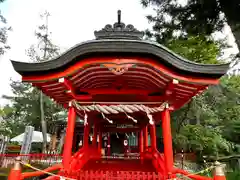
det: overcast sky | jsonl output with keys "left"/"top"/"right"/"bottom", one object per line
{"left": 0, "top": 0, "right": 238, "bottom": 106}
{"left": 0, "top": 0, "right": 154, "bottom": 105}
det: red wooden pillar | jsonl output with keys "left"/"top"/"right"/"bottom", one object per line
{"left": 83, "top": 123, "right": 90, "bottom": 148}
{"left": 62, "top": 104, "right": 76, "bottom": 169}
{"left": 140, "top": 129, "right": 144, "bottom": 162}
{"left": 149, "top": 124, "right": 157, "bottom": 151}
{"left": 107, "top": 133, "right": 111, "bottom": 156}
{"left": 92, "top": 123, "right": 98, "bottom": 147}
{"left": 143, "top": 125, "right": 148, "bottom": 151}
{"left": 161, "top": 105, "right": 174, "bottom": 176}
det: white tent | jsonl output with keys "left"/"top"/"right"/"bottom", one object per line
{"left": 11, "top": 131, "right": 51, "bottom": 143}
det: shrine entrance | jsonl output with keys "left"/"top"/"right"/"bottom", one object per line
{"left": 110, "top": 133, "right": 125, "bottom": 155}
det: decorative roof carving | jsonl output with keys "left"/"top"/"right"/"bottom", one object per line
{"left": 101, "top": 63, "right": 136, "bottom": 75}
{"left": 94, "top": 10, "right": 144, "bottom": 40}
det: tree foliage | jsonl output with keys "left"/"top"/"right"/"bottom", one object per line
{"left": 0, "top": 0, "right": 11, "bottom": 56}
{"left": 141, "top": 0, "right": 240, "bottom": 70}
{"left": 171, "top": 56, "right": 240, "bottom": 158}
{"left": 26, "top": 11, "right": 59, "bottom": 62}
{"left": 142, "top": 0, "right": 240, "bottom": 160}
{"left": 141, "top": 0, "right": 240, "bottom": 45}
{"left": 1, "top": 81, "right": 64, "bottom": 137}
{"left": 168, "top": 45, "right": 240, "bottom": 157}
{"left": 164, "top": 36, "right": 221, "bottom": 64}
{"left": 173, "top": 75, "right": 240, "bottom": 156}
{"left": 175, "top": 124, "right": 231, "bottom": 155}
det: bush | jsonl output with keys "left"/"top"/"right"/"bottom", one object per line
{"left": 227, "top": 170, "right": 240, "bottom": 180}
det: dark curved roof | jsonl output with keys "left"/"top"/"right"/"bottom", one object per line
{"left": 11, "top": 10, "right": 229, "bottom": 78}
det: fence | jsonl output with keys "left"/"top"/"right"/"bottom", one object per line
{"left": 0, "top": 154, "right": 62, "bottom": 168}
{"left": 60, "top": 170, "right": 164, "bottom": 180}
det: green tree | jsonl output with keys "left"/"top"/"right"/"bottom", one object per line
{"left": 141, "top": 0, "right": 240, "bottom": 159}
{"left": 141, "top": 0, "right": 240, "bottom": 53}
{"left": 2, "top": 81, "right": 64, "bottom": 138}
{"left": 164, "top": 36, "right": 222, "bottom": 64}
{"left": 0, "top": 105, "right": 25, "bottom": 138}
{"left": 214, "top": 76, "right": 240, "bottom": 145}
{"left": 0, "top": 0, "right": 11, "bottom": 56}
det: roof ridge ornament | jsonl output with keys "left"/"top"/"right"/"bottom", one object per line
{"left": 94, "top": 10, "right": 144, "bottom": 40}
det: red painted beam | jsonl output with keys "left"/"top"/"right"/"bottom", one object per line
{"left": 41, "top": 88, "right": 91, "bottom": 102}
{"left": 58, "top": 77, "right": 92, "bottom": 101}
{"left": 164, "top": 79, "right": 179, "bottom": 97}
{"left": 171, "top": 86, "right": 207, "bottom": 110}
{"left": 79, "top": 88, "right": 151, "bottom": 95}
{"left": 147, "top": 96, "right": 166, "bottom": 102}
{"left": 22, "top": 57, "right": 220, "bottom": 85}
{"left": 101, "top": 127, "right": 140, "bottom": 132}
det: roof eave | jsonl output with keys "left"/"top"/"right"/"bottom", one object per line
{"left": 10, "top": 39, "right": 230, "bottom": 77}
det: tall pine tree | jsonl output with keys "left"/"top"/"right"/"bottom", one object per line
{"left": 27, "top": 11, "right": 60, "bottom": 152}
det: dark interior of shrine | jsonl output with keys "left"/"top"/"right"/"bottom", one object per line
{"left": 110, "top": 133, "right": 125, "bottom": 154}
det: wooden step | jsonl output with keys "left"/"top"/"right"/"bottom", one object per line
{"left": 82, "top": 159, "right": 156, "bottom": 172}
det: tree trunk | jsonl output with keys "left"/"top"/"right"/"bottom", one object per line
{"left": 40, "top": 91, "right": 47, "bottom": 153}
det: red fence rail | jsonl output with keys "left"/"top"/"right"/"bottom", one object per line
{"left": 59, "top": 170, "right": 164, "bottom": 180}
{"left": 0, "top": 154, "right": 62, "bottom": 168}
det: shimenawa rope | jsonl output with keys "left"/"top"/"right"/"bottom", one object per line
{"left": 72, "top": 100, "right": 167, "bottom": 114}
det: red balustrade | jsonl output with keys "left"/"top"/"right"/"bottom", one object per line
{"left": 0, "top": 154, "right": 62, "bottom": 168}
{"left": 69, "top": 146, "right": 101, "bottom": 171}
{"left": 173, "top": 168, "right": 212, "bottom": 180}
{"left": 62, "top": 170, "right": 164, "bottom": 179}
{"left": 142, "top": 147, "right": 166, "bottom": 175}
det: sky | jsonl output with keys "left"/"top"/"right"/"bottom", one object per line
{"left": 0, "top": 0, "right": 153, "bottom": 105}
{"left": 0, "top": 0, "right": 238, "bottom": 106}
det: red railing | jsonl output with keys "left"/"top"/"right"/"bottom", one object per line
{"left": 70, "top": 146, "right": 101, "bottom": 171}
{"left": 173, "top": 168, "right": 212, "bottom": 180}
{"left": 7, "top": 147, "right": 101, "bottom": 180}
{"left": 21, "top": 164, "right": 62, "bottom": 179}
{"left": 59, "top": 170, "right": 164, "bottom": 179}
{"left": 142, "top": 147, "right": 166, "bottom": 175}
{"left": 0, "top": 154, "right": 62, "bottom": 168}
{"left": 152, "top": 150, "right": 166, "bottom": 175}
{"left": 7, "top": 149, "right": 223, "bottom": 180}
